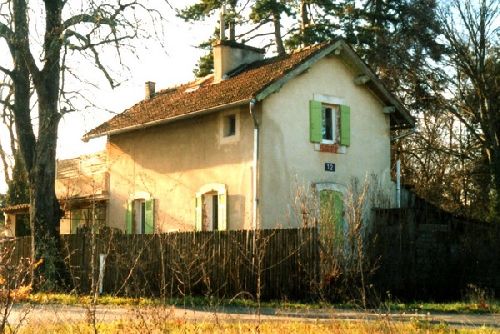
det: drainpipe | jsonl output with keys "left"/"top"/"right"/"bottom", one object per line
{"left": 396, "top": 159, "right": 401, "bottom": 208}
{"left": 249, "top": 99, "right": 258, "bottom": 230}
{"left": 390, "top": 128, "right": 415, "bottom": 208}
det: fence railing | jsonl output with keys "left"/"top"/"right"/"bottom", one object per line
{"left": 2, "top": 228, "right": 320, "bottom": 300}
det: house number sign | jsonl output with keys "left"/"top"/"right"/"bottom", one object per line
{"left": 324, "top": 163, "right": 336, "bottom": 172}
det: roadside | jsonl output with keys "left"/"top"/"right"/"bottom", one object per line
{"left": 7, "top": 303, "right": 500, "bottom": 330}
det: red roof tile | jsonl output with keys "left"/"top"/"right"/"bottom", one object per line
{"left": 85, "top": 43, "right": 328, "bottom": 138}
{"left": 85, "top": 40, "right": 414, "bottom": 139}
{"left": 1, "top": 203, "right": 30, "bottom": 214}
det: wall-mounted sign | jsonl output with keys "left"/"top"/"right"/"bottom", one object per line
{"left": 324, "top": 163, "right": 336, "bottom": 172}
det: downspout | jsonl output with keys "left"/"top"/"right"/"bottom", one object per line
{"left": 390, "top": 128, "right": 415, "bottom": 208}
{"left": 396, "top": 160, "right": 401, "bottom": 208}
{"left": 249, "top": 99, "right": 258, "bottom": 230}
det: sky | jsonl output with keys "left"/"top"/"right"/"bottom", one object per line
{"left": 0, "top": 1, "right": 220, "bottom": 193}
{"left": 57, "top": 3, "right": 215, "bottom": 157}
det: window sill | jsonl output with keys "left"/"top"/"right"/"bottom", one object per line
{"left": 314, "top": 143, "right": 347, "bottom": 154}
{"left": 220, "top": 134, "right": 239, "bottom": 144}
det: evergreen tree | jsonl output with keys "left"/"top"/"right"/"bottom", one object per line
{"left": 6, "top": 151, "right": 29, "bottom": 206}
{"left": 179, "top": 1, "right": 241, "bottom": 77}
{"left": 250, "top": 0, "right": 291, "bottom": 55}
{"left": 192, "top": 35, "right": 217, "bottom": 78}
{"left": 285, "top": 0, "right": 343, "bottom": 49}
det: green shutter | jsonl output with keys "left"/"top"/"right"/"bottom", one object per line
{"left": 340, "top": 104, "right": 351, "bottom": 146}
{"left": 195, "top": 194, "right": 202, "bottom": 231}
{"left": 218, "top": 193, "right": 227, "bottom": 230}
{"left": 309, "top": 100, "right": 322, "bottom": 143}
{"left": 125, "top": 200, "right": 133, "bottom": 234}
{"left": 144, "top": 199, "right": 155, "bottom": 234}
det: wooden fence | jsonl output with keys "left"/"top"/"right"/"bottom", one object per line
{"left": 373, "top": 207, "right": 500, "bottom": 300}
{"left": 1, "top": 228, "right": 320, "bottom": 300}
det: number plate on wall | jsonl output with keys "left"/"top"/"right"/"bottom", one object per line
{"left": 324, "top": 163, "right": 336, "bottom": 172}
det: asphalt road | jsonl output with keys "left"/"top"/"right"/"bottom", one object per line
{"left": 5, "top": 304, "right": 500, "bottom": 330}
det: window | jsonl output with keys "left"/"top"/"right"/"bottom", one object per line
{"left": 200, "top": 192, "right": 219, "bottom": 231}
{"left": 14, "top": 213, "right": 30, "bottom": 237}
{"left": 321, "top": 105, "right": 339, "bottom": 143}
{"left": 310, "top": 100, "right": 350, "bottom": 146}
{"left": 224, "top": 114, "right": 236, "bottom": 137}
{"left": 69, "top": 206, "right": 106, "bottom": 234}
{"left": 195, "top": 183, "right": 227, "bottom": 231}
{"left": 220, "top": 111, "right": 240, "bottom": 143}
{"left": 134, "top": 199, "right": 146, "bottom": 234}
{"left": 126, "top": 194, "right": 154, "bottom": 234}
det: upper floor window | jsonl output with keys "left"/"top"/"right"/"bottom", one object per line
{"left": 310, "top": 99, "right": 350, "bottom": 146}
{"left": 224, "top": 114, "right": 236, "bottom": 137}
{"left": 220, "top": 110, "right": 240, "bottom": 143}
{"left": 322, "top": 104, "right": 339, "bottom": 144}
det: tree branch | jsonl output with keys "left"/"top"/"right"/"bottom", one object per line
{"left": 0, "top": 65, "right": 13, "bottom": 76}
{"left": 63, "top": 13, "right": 115, "bottom": 30}
{"left": 0, "top": 21, "right": 14, "bottom": 44}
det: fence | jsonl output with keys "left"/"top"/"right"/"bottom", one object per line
{"left": 2, "top": 228, "right": 320, "bottom": 301}
{"left": 373, "top": 206, "right": 500, "bottom": 300}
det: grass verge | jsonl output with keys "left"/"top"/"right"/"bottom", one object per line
{"left": 26, "top": 293, "right": 500, "bottom": 314}
{"left": 11, "top": 319, "right": 500, "bottom": 334}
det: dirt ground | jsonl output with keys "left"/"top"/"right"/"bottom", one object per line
{"left": 6, "top": 304, "right": 500, "bottom": 329}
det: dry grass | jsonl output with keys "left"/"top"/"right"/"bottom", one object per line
{"left": 10, "top": 320, "right": 500, "bottom": 334}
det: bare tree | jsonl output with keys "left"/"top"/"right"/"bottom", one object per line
{"left": 0, "top": 78, "right": 15, "bottom": 188}
{"left": 0, "top": 0, "right": 168, "bottom": 288}
{"left": 439, "top": 0, "right": 500, "bottom": 221}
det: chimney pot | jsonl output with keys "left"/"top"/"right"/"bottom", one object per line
{"left": 145, "top": 81, "right": 155, "bottom": 100}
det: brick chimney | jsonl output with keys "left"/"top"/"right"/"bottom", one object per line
{"left": 145, "top": 81, "right": 155, "bottom": 100}
{"left": 213, "top": 40, "right": 265, "bottom": 83}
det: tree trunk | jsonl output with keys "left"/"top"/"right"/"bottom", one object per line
{"left": 272, "top": 10, "right": 286, "bottom": 56}
{"left": 489, "top": 145, "right": 500, "bottom": 222}
{"left": 300, "top": 1, "right": 309, "bottom": 34}
{"left": 28, "top": 105, "right": 64, "bottom": 289}
{"left": 12, "top": 0, "right": 67, "bottom": 289}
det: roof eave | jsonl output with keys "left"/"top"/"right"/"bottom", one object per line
{"left": 255, "top": 41, "right": 342, "bottom": 102}
{"left": 255, "top": 40, "right": 415, "bottom": 129}
{"left": 83, "top": 98, "right": 252, "bottom": 141}
{"left": 338, "top": 41, "right": 415, "bottom": 129}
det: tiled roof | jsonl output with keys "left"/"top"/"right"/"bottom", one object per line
{"left": 85, "top": 40, "right": 414, "bottom": 139}
{"left": 1, "top": 203, "right": 29, "bottom": 214}
{"left": 85, "top": 43, "right": 328, "bottom": 138}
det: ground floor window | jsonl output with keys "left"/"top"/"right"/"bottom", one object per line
{"left": 15, "top": 213, "right": 30, "bottom": 237}
{"left": 68, "top": 205, "right": 106, "bottom": 234}
{"left": 126, "top": 193, "right": 154, "bottom": 234}
{"left": 195, "top": 184, "right": 227, "bottom": 231}
{"left": 133, "top": 199, "right": 146, "bottom": 234}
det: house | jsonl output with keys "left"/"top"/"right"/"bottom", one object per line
{"left": 1, "top": 152, "right": 108, "bottom": 236}
{"left": 82, "top": 39, "right": 414, "bottom": 234}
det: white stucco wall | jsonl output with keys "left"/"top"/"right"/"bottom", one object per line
{"left": 1, "top": 214, "right": 15, "bottom": 237}
{"left": 259, "top": 56, "right": 395, "bottom": 228}
{"left": 106, "top": 106, "right": 254, "bottom": 232}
